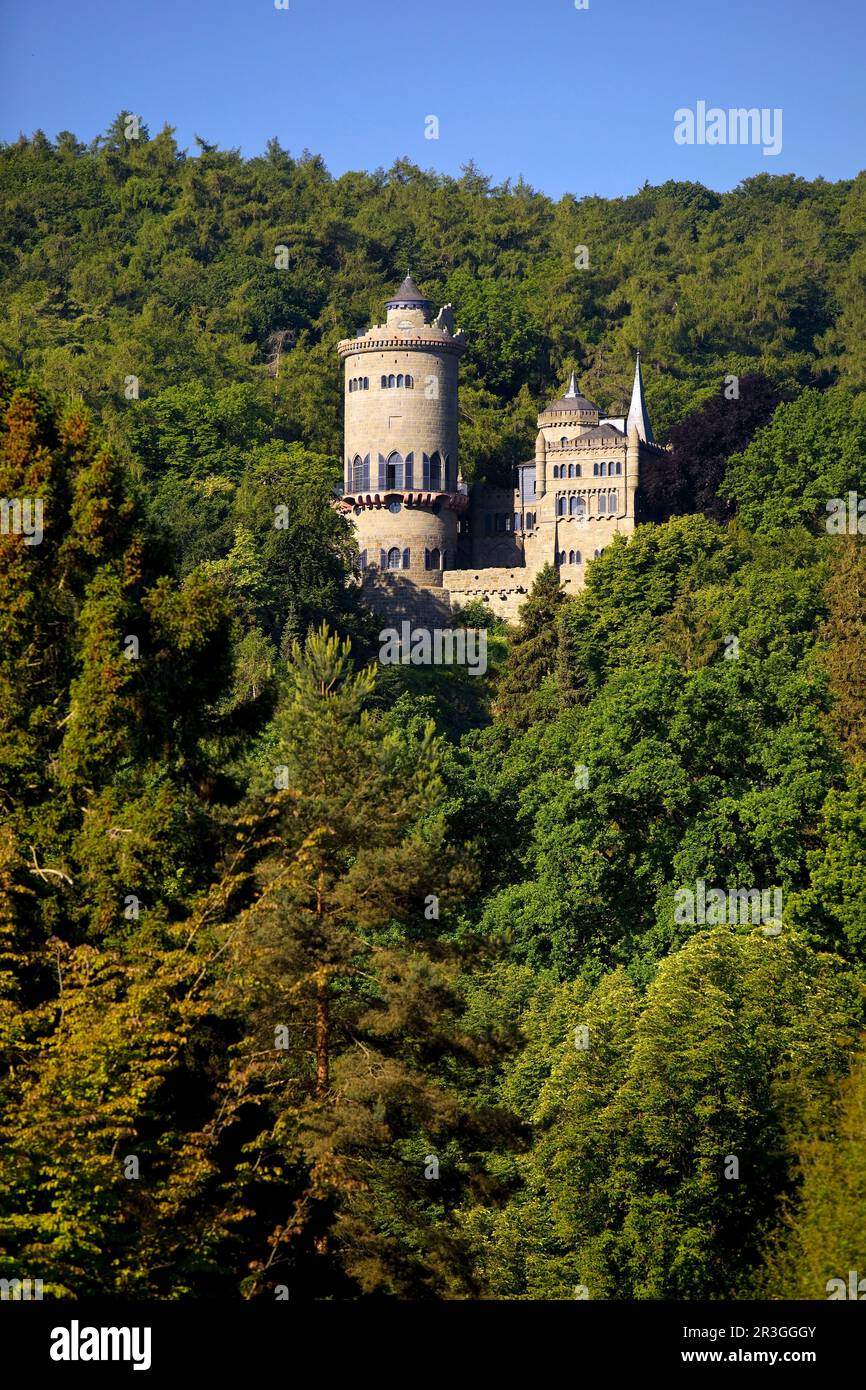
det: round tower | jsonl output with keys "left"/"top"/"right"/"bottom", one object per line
{"left": 336, "top": 274, "right": 467, "bottom": 586}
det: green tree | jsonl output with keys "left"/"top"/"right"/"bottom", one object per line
{"left": 721, "top": 388, "right": 866, "bottom": 534}
{"left": 467, "top": 930, "right": 863, "bottom": 1299}
{"left": 220, "top": 628, "right": 494, "bottom": 1297}
{"left": 494, "top": 564, "right": 565, "bottom": 729}
{"left": 770, "top": 1050, "right": 866, "bottom": 1299}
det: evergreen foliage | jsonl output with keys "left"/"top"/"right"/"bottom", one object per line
{"left": 1, "top": 128, "right": 865, "bottom": 1299}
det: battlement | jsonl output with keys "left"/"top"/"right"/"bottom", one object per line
{"left": 337, "top": 331, "right": 466, "bottom": 358}
{"left": 339, "top": 275, "right": 660, "bottom": 616}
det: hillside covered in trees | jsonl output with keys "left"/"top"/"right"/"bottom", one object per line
{"left": 0, "top": 120, "right": 864, "bottom": 1300}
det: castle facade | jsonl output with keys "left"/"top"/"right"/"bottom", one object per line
{"left": 337, "top": 276, "right": 666, "bottom": 622}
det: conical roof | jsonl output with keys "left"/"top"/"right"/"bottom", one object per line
{"left": 626, "top": 352, "right": 654, "bottom": 443}
{"left": 541, "top": 370, "right": 599, "bottom": 415}
{"left": 385, "top": 272, "right": 431, "bottom": 309}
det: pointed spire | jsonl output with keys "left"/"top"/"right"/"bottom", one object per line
{"left": 626, "top": 351, "right": 654, "bottom": 443}
{"left": 540, "top": 373, "right": 598, "bottom": 417}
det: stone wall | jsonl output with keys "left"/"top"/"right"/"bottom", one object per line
{"left": 360, "top": 571, "right": 454, "bottom": 628}
{"left": 442, "top": 567, "right": 531, "bottom": 624}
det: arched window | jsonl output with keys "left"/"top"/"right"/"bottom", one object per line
{"left": 598, "top": 495, "right": 607, "bottom": 514}
{"left": 593, "top": 462, "right": 600, "bottom": 477}
{"left": 593, "top": 548, "right": 602, "bottom": 559}
{"left": 387, "top": 547, "right": 401, "bottom": 570}
{"left": 566, "top": 464, "right": 573, "bottom": 478}
{"left": 352, "top": 455, "right": 365, "bottom": 491}
{"left": 405, "top": 374, "right": 413, "bottom": 388}
{"left": 426, "top": 546, "right": 440, "bottom": 570}
{"left": 386, "top": 452, "right": 404, "bottom": 489}
{"left": 526, "top": 512, "right": 535, "bottom": 530}
{"left": 609, "top": 491, "right": 618, "bottom": 512}
{"left": 349, "top": 380, "right": 354, "bottom": 393}
{"left": 388, "top": 374, "right": 396, "bottom": 388}
{"left": 363, "top": 377, "right": 369, "bottom": 390}
{"left": 559, "top": 550, "right": 567, "bottom": 565}
{"left": 514, "top": 513, "right": 522, "bottom": 531}
{"left": 574, "top": 464, "right": 581, "bottom": 477}
{"left": 561, "top": 436, "right": 568, "bottom": 447}
{"left": 568, "top": 549, "right": 575, "bottom": 564}
{"left": 397, "top": 374, "right": 404, "bottom": 387}
{"left": 574, "top": 550, "right": 582, "bottom": 564}
{"left": 429, "top": 451, "right": 442, "bottom": 490}
{"left": 357, "top": 549, "right": 367, "bottom": 570}
{"left": 381, "top": 375, "right": 388, "bottom": 388}
{"left": 557, "top": 496, "right": 566, "bottom": 516}
{"left": 402, "top": 547, "right": 410, "bottom": 569}
{"left": 570, "top": 495, "right": 584, "bottom": 516}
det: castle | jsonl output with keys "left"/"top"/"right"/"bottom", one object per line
{"left": 337, "top": 275, "right": 667, "bottom": 622}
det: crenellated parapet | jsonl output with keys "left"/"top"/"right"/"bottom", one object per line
{"left": 336, "top": 276, "right": 667, "bottom": 619}
{"left": 337, "top": 330, "right": 466, "bottom": 359}
{"left": 339, "top": 489, "right": 469, "bottom": 513}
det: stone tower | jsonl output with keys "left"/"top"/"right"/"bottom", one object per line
{"left": 336, "top": 274, "right": 467, "bottom": 587}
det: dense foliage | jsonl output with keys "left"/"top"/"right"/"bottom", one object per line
{"left": 0, "top": 122, "right": 864, "bottom": 1299}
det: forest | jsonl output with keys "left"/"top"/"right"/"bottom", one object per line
{"left": 0, "top": 116, "right": 864, "bottom": 1300}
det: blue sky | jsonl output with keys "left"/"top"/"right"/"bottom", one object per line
{"left": 1, "top": 0, "right": 864, "bottom": 199}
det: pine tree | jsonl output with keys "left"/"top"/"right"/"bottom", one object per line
{"left": 220, "top": 627, "right": 492, "bottom": 1297}
{"left": 494, "top": 564, "right": 565, "bottom": 729}
{"left": 0, "top": 375, "right": 243, "bottom": 1295}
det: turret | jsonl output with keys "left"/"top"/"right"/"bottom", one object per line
{"left": 624, "top": 352, "right": 653, "bottom": 518}
{"left": 336, "top": 275, "right": 467, "bottom": 586}
{"left": 626, "top": 351, "right": 654, "bottom": 443}
{"left": 535, "top": 429, "right": 548, "bottom": 497}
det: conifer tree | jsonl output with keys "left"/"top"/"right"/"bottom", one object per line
{"left": 221, "top": 627, "right": 494, "bottom": 1297}
{"left": 494, "top": 564, "right": 565, "bottom": 729}
{"left": 0, "top": 375, "right": 242, "bottom": 1295}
